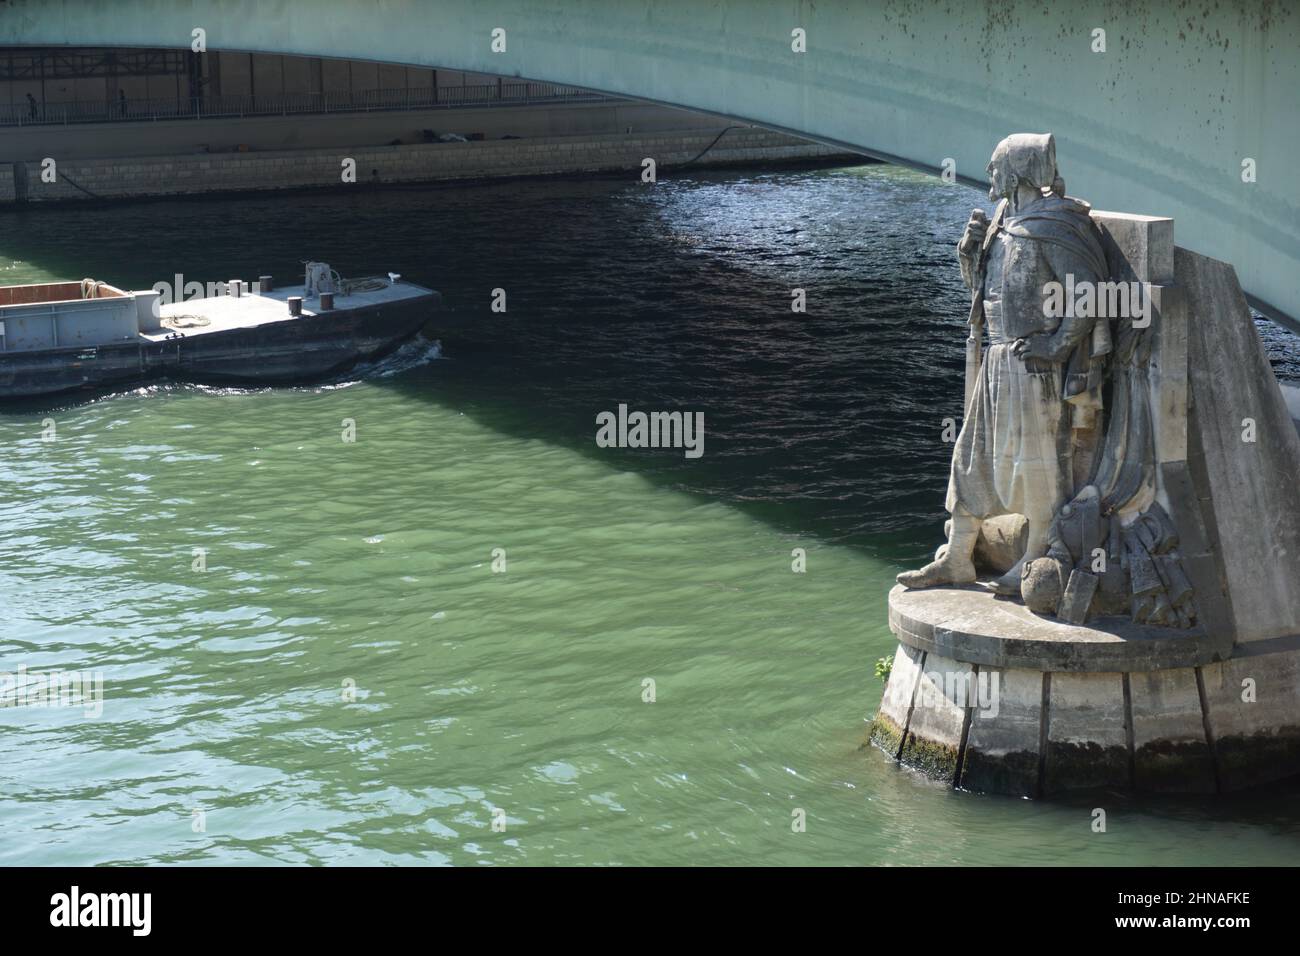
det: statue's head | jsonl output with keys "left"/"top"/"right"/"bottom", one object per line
{"left": 987, "top": 133, "right": 1058, "bottom": 202}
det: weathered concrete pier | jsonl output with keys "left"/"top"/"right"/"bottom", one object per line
{"left": 873, "top": 204, "right": 1300, "bottom": 796}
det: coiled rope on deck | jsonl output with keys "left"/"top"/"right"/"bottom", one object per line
{"left": 161, "top": 314, "right": 212, "bottom": 330}
{"left": 340, "top": 276, "right": 389, "bottom": 294}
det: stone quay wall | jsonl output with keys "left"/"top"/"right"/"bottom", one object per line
{"left": 0, "top": 128, "right": 851, "bottom": 203}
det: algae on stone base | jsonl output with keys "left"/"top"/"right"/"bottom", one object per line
{"left": 866, "top": 712, "right": 905, "bottom": 758}
{"left": 900, "top": 730, "right": 960, "bottom": 780}
{"left": 960, "top": 747, "right": 1040, "bottom": 797}
{"left": 1044, "top": 740, "right": 1129, "bottom": 794}
{"left": 1133, "top": 739, "right": 1216, "bottom": 793}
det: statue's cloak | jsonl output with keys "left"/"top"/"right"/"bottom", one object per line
{"left": 1003, "top": 196, "right": 1107, "bottom": 281}
{"left": 947, "top": 194, "right": 1109, "bottom": 524}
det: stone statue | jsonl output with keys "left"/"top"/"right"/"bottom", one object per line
{"left": 897, "top": 132, "right": 1198, "bottom": 628}
{"left": 899, "top": 133, "right": 1106, "bottom": 593}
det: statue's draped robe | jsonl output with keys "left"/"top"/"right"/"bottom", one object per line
{"left": 946, "top": 195, "right": 1108, "bottom": 525}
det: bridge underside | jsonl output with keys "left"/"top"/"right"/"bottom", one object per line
{"left": 4, "top": 0, "right": 1298, "bottom": 326}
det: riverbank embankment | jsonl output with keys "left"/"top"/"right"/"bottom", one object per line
{"left": 1, "top": 127, "right": 856, "bottom": 204}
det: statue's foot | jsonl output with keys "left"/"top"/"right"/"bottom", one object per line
{"left": 896, "top": 553, "right": 976, "bottom": 589}
{"left": 987, "top": 559, "right": 1026, "bottom": 596}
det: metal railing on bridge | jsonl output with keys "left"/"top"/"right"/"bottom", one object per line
{"left": 1, "top": 81, "right": 614, "bottom": 127}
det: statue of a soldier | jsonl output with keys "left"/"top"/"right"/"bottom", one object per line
{"left": 899, "top": 133, "right": 1109, "bottom": 595}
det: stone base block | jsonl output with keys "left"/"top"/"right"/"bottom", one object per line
{"left": 868, "top": 644, "right": 924, "bottom": 757}
{"left": 1044, "top": 673, "right": 1129, "bottom": 794}
{"left": 1130, "top": 668, "right": 1217, "bottom": 792}
{"left": 961, "top": 666, "right": 1043, "bottom": 797}
{"left": 1200, "top": 643, "right": 1300, "bottom": 791}
{"left": 898, "top": 652, "right": 972, "bottom": 781}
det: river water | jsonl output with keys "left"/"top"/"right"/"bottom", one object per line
{"left": 3, "top": 164, "right": 1300, "bottom": 866}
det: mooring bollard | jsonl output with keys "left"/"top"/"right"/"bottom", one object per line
{"left": 319, "top": 292, "right": 334, "bottom": 311}
{"left": 287, "top": 296, "right": 302, "bottom": 316}
{"left": 259, "top": 275, "right": 274, "bottom": 293}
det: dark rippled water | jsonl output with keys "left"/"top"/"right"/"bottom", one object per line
{"left": 2, "top": 164, "right": 1300, "bottom": 865}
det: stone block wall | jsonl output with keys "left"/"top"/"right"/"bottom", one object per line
{"left": 2, "top": 128, "right": 849, "bottom": 203}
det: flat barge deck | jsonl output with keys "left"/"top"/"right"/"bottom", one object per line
{"left": 0, "top": 266, "right": 440, "bottom": 400}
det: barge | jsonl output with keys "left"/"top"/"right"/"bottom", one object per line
{"left": 0, "top": 263, "right": 440, "bottom": 400}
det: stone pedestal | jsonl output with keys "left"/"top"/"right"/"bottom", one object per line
{"left": 872, "top": 583, "right": 1300, "bottom": 795}
{"left": 869, "top": 584, "right": 1295, "bottom": 795}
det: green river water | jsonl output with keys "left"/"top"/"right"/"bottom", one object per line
{"left": 2, "top": 164, "right": 1299, "bottom": 865}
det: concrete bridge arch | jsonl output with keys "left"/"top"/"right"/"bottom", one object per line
{"left": 4, "top": 0, "right": 1299, "bottom": 325}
